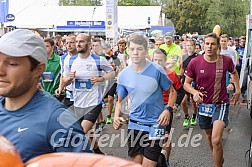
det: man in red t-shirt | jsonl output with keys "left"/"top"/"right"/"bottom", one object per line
{"left": 184, "top": 33, "right": 240, "bottom": 167}
{"left": 152, "top": 48, "right": 185, "bottom": 167}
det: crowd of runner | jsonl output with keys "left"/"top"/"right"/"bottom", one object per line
{"left": 0, "top": 29, "right": 246, "bottom": 167}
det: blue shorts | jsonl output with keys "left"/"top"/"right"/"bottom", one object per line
{"left": 198, "top": 103, "right": 229, "bottom": 129}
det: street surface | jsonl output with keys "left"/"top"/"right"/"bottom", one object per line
{"left": 97, "top": 102, "right": 252, "bottom": 167}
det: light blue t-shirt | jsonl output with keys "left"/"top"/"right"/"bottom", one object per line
{"left": 117, "top": 60, "right": 173, "bottom": 132}
{"left": 0, "top": 90, "right": 93, "bottom": 163}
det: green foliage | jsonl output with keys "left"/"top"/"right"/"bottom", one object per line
{"left": 118, "top": 0, "right": 151, "bottom": 6}
{"left": 117, "top": 0, "right": 172, "bottom": 6}
{"left": 165, "top": 0, "right": 250, "bottom": 36}
{"left": 59, "top": 0, "right": 102, "bottom": 6}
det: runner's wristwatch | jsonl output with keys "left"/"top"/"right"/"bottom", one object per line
{"left": 166, "top": 106, "right": 173, "bottom": 113}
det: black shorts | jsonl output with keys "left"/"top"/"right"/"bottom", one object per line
{"left": 104, "top": 83, "right": 117, "bottom": 98}
{"left": 55, "top": 95, "right": 65, "bottom": 102}
{"left": 74, "top": 104, "right": 102, "bottom": 123}
{"left": 62, "top": 97, "right": 74, "bottom": 108}
{"left": 127, "top": 129, "right": 163, "bottom": 162}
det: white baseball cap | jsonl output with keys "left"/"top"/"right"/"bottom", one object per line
{"left": 0, "top": 29, "right": 47, "bottom": 63}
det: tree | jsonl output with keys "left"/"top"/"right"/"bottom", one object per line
{"left": 59, "top": 0, "right": 102, "bottom": 6}
{"left": 164, "top": 0, "right": 250, "bottom": 36}
{"left": 204, "top": 0, "right": 250, "bottom": 37}
{"left": 118, "top": 0, "right": 151, "bottom": 6}
{"left": 164, "top": 0, "right": 208, "bottom": 34}
{"left": 150, "top": 0, "right": 172, "bottom": 7}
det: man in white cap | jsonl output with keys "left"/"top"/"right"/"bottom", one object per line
{"left": 160, "top": 32, "right": 181, "bottom": 75}
{"left": 0, "top": 29, "right": 93, "bottom": 163}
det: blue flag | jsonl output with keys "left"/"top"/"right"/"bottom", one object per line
{"left": 0, "top": 0, "right": 9, "bottom": 23}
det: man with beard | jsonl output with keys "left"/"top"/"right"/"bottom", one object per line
{"left": 0, "top": 29, "right": 93, "bottom": 163}
{"left": 62, "top": 33, "right": 115, "bottom": 154}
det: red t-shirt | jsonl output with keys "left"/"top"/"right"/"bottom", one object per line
{"left": 163, "top": 67, "right": 182, "bottom": 104}
{"left": 185, "top": 55, "right": 235, "bottom": 104}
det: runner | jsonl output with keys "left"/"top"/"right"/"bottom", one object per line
{"left": 220, "top": 34, "right": 239, "bottom": 99}
{"left": 91, "top": 37, "right": 106, "bottom": 133}
{"left": 148, "top": 38, "right": 156, "bottom": 56}
{"left": 114, "top": 38, "right": 128, "bottom": 68}
{"left": 180, "top": 39, "right": 198, "bottom": 127}
{"left": 152, "top": 48, "right": 185, "bottom": 167}
{"left": 155, "top": 38, "right": 163, "bottom": 49}
{"left": 184, "top": 33, "right": 240, "bottom": 167}
{"left": 0, "top": 29, "right": 92, "bottom": 163}
{"left": 55, "top": 34, "right": 78, "bottom": 108}
{"left": 237, "top": 36, "right": 247, "bottom": 98}
{"left": 62, "top": 33, "right": 115, "bottom": 154}
{"left": 220, "top": 34, "right": 238, "bottom": 66}
{"left": 236, "top": 36, "right": 246, "bottom": 76}
{"left": 195, "top": 43, "right": 202, "bottom": 54}
{"left": 92, "top": 38, "right": 103, "bottom": 56}
{"left": 113, "top": 34, "right": 173, "bottom": 167}
{"left": 41, "top": 38, "right": 64, "bottom": 101}
{"left": 101, "top": 43, "right": 119, "bottom": 125}
{"left": 159, "top": 33, "right": 182, "bottom": 75}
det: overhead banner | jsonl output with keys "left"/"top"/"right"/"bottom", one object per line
{"left": 67, "top": 21, "right": 105, "bottom": 28}
{"left": 105, "top": 0, "right": 118, "bottom": 39}
{"left": 0, "top": 0, "right": 9, "bottom": 23}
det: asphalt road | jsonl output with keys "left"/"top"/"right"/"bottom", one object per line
{"left": 97, "top": 102, "right": 252, "bottom": 167}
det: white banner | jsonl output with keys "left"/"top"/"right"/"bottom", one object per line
{"left": 105, "top": 0, "right": 118, "bottom": 39}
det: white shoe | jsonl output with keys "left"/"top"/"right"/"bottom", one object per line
{"left": 176, "top": 108, "right": 181, "bottom": 118}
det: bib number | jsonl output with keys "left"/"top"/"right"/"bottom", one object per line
{"left": 75, "top": 79, "right": 92, "bottom": 92}
{"left": 149, "top": 125, "right": 165, "bottom": 140}
{"left": 198, "top": 103, "right": 216, "bottom": 117}
{"left": 42, "top": 72, "right": 54, "bottom": 82}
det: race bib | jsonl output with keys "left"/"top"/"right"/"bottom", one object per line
{"left": 42, "top": 72, "right": 54, "bottom": 82}
{"left": 75, "top": 79, "right": 92, "bottom": 92}
{"left": 149, "top": 125, "right": 166, "bottom": 140}
{"left": 198, "top": 103, "right": 216, "bottom": 117}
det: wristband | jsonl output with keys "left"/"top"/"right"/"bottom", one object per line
{"left": 166, "top": 106, "right": 173, "bottom": 113}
